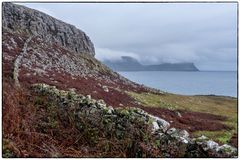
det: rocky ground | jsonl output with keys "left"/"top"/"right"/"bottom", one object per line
{"left": 2, "top": 2, "right": 238, "bottom": 158}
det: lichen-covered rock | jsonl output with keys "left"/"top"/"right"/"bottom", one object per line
{"left": 102, "top": 85, "right": 109, "bottom": 92}
{"left": 194, "top": 135, "right": 209, "bottom": 142}
{"left": 179, "top": 130, "right": 189, "bottom": 139}
{"left": 166, "top": 128, "right": 189, "bottom": 144}
{"left": 191, "top": 135, "right": 238, "bottom": 157}
{"left": 166, "top": 128, "right": 177, "bottom": 135}
{"left": 218, "top": 144, "right": 237, "bottom": 156}
{"left": 131, "top": 108, "right": 170, "bottom": 132}
{"left": 152, "top": 121, "right": 160, "bottom": 131}
{"left": 204, "top": 140, "right": 219, "bottom": 151}
{"left": 3, "top": 2, "right": 95, "bottom": 56}
{"left": 151, "top": 115, "right": 170, "bottom": 132}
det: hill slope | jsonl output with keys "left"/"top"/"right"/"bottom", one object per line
{"left": 2, "top": 3, "right": 237, "bottom": 158}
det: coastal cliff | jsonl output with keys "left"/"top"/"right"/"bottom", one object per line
{"left": 3, "top": 2, "right": 95, "bottom": 56}
{"left": 2, "top": 3, "right": 237, "bottom": 158}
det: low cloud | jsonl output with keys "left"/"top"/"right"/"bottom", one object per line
{"left": 95, "top": 48, "right": 140, "bottom": 62}
{"left": 23, "top": 3, "right": 237, "bottom": 71}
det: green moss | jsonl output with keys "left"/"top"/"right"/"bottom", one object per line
{"left": 2, "top": 139, "right": 15, "bottom": 158}
{"left": 120, "top": 109, "right": 130, "bottom": 116}
{"left": 67, "top": 91, "right": 74, "bottom": 100}
{"left": 2, "top": 148, "right": 15, "bottom": 158}
{"left": 224, "top": 115, "right": 238, "bottom": 130}
{"left": 48, "top": 115, "right": 58, "bottom": 128}
{"left": 115, "top": 108, "right": 131, "bottom": 118}
{"left": 155, "top": 139, "right": 161, "bottom": 147}
{"left": 34, "top": 96, "right": 44, "bottom": 105}
{"left": 83, "top": 128, "right": 99, "bottom": 144}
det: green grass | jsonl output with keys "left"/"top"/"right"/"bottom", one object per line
{"left": 127, "top": 92, "right": 237, "bottom": 119}
{"left": 192, "top": 130, "right": 233, "bottom": 144}
{"left": 127, "top": 92, "right": 237, "bottom": 116}
{"left": 127, "top": 92, "right": 177, "bottom": 110}
{"left": 127, "top": 91, "right": 237, "bottom": 143}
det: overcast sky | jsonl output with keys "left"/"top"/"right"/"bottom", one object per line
{"left": 22, "top": 3, "right": 237, "bottom": 71}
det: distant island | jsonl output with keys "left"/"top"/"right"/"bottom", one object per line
{"left": 103, "top": 56, "right": 199, "bottom": 71}
{"left": 3, "top": 3, "right": 237, "bottom": 158}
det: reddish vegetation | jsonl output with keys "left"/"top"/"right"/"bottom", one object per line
{"left": 229, "top": 133, "right": 238, "bottom": 148}
{"left": 3, "top": 79, "right": 158, "bottom": 157}
{"left": 3, "top": 29, "right": 237, "bottom": 156}
{"left": 19, "top": 69, "right": 136, "bottom": 107}
{"left": 140, "top": 107, "right": 231, "bottom": 133}
{"left": 1, "top": 80, "right": 84, "bottom": 157}
{"left": 3, "top": 80, "right": 38, "bottom": 157}
{"left": 17, "top": 63, "right": 232, "bottom": 134}
{"left": 2, "top": 31, "right": 27, "bottom": 78}
{"left": 11, "top": 58, "right": 234, "bottom": 135}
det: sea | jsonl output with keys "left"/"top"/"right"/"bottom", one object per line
{"left": 118, "top": 71, "right": 237, "bottom": 98}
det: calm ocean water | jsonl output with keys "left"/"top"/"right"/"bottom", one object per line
{"left": 119, "top": 71, "right": 237, "bottom": 97}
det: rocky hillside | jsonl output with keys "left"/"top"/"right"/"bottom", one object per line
{"left": 2, "top": 3, "right": 238, "bottom": 158}
{"left": 3, "top": 2, "right": 95, "bottom": 56}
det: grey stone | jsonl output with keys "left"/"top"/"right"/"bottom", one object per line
{"left": 156, "top": 118, "right": 170, "bottom": 132}
{"left": 179, "top": 137, "right": 189, "bottom": 144}
{"left": 203, "top": 140, "right": 219, "bottom": 151}
{"left": 195, "top": 135, "right": 209, "bottom": 142}
{"left": 176, "top": 111, "right": 182, "bottom": 117}
{"left": 86, "top": 95, "right": 91, "bottom": 100}
{"left": 218, "top": 144, "right": 237, "bottom": 155}
{"left": 179, "top": 130, "right": 189, "bottom": 139}
{"left": 107, "top": 106, "right": 114, "bottom": 114}
{"left": 102, "top": 85, "right": 109, "bottom": 92}
{"left": 167, "top": 128, "right": 177, "bottom": 135}
{"left": 152, "top": 121, "right": 160, "bottom": 131}
{"left": 3, "top": 2, "right": 95, "bottom": 56}
{"left": 149, "top": 115, "right": 170, "bottom": 132}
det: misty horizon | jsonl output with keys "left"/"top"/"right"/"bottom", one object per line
{"left": 22, "top": 2, "right": 237, "bottom": 71}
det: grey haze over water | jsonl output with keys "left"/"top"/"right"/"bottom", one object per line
{"left": 23, "top": 3, "right": 237, "bottom": 71}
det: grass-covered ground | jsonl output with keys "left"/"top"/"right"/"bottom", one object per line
{"left": 127, "top": 91, "right": 237, "bottom": 144}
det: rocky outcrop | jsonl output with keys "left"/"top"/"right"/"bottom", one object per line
{"left": 3, "top": 2, "right": 95, "bottom": 56}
